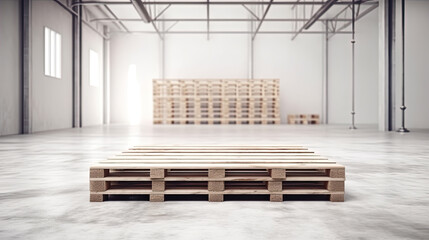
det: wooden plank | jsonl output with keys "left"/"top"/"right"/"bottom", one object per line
{"left": 89, "top": 176, "right": 345, "bottom": 182}
{"left": 121, "top": 151, "right": 315, "bottom": 155}
{"left": 109, "top": 155, "right": 326, "bottom": 159}
{"left": 125, "top": 149, "right": 310, "bottom": 153}
{"left": 95, "top": 189, "right": 344, "bottom": 195}
{"left": 131, "top": 146, "right": 304, "bottom": 149}
{"left": 100, "top": 160, "right": 336, "bottom": 164}
{"left": 90, "top": 163, "right": 345, "bottom": 170}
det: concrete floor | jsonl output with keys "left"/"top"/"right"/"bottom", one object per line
{"left": 0, "top": 124, "right": 428, "bottom": 239}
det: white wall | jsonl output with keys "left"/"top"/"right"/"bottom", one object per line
{"left": 31, "top": 0, "right": 73, "bottom": 132}
{"left": 328, "top": 10, "right": 379, "bottom": 125}
{"left": 254, "top": 35, "right": 323, "bottom": 123}
{"left": 110, "top": 34, "right": 160, "bottom": 124}
{"left": 395, "top": 0, "right": 429, "bottom": 129}
{"left": 165, "top": 35, "right": 249, "bottom": 79}
{"left": 110, "top": 15, "right": 325, "bottom": 124}
{"left": 0, "top": 0, "right": 21, "bottom": 136}
{"left": 110, "top": 32, "right": 324, "bottom": 124}
{"left": 82, "top": 25, "right": 104, "bottom": 127}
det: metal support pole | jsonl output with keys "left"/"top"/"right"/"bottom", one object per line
{"left": 349, "top": 0, "right": 357, "bottom": 130}
{"left": 207, "top": 0, "right": 210, "bottom": 40}
{"left": 323, "top": 20, "right": 329, "bottom": 124}
{"left": 397, "top": 0, "right": 409, "bottom": 133}
{"left": 160, "top": 21, "right": 165, "bottom": 79}
{"left": 72, "top": 0, "right": 81, "bottom": 128}
{"left": 22, "top": 0, "right": 32, "bottom": 134}
{"left": 78, "top": 4, "right": 83, "bottom": 127}
{"left": 103, "top": 26, "right": 110, "bottom": 125}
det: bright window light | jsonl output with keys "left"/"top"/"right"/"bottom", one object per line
{"left": 44, "top": 27, "right": 61, "bottom": 78}
{"left": 89, "top": 49, "right": 99, "bottom": 87}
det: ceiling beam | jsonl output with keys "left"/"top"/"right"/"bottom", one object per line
{"left": 303, "top": 0, "right": 338, "bottom": 30}
{"left": 121, "top": 30, "right": 353, "bottom": 35}
{"left": 252, "top": 0, "right": 274, "bottom": 40}
{"left": 90, "top": 18, "right": 353, "bottom": 23}
{"left": 154, "top": 4, "right": 171, "bottom": 21}
{"left": 291, "top": 0, "right": 338, "bottom": 41}
{"left": 72, "top": 1, "right": 378, "bottom": 7}
{"left": 335, "top": 3, "right": 379, "bottom": 32}
{"left": 130, "top": 0, "right": 151, "bottom": 23}
{"left": 242, "top": 5, "right": 260, "bottom": 20}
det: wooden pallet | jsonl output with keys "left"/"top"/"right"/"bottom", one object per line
{"left": 90, "top": 146, "right": 345, "bottom": 202}
{"left": 153, "top": 79, "right": 280, "bottom": 125}
{"left": 288, "top": 114, "right": 320, "bottom": 125}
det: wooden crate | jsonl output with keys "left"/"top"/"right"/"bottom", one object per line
{"left": 90, "top": 146, "right": 345, "bottom": 202}
{"left": 288, "top": 114, "right": 320, "bottom": 125}
{"left": 153, "top": 79, "right": 280, "bottom": 124}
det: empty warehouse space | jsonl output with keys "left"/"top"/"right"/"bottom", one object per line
{"left": 1, "top": 0, "right": 429, "bottom": 239}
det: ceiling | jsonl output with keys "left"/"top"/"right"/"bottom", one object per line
{"left": 82, "top": 0, "right": 379, "bottom": 38}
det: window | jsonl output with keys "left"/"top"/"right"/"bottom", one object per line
{"left": 89, "top": 50, "right": 99, "bottom": 87}
{"left": 44, "top": 27, "right": 61, "bottom": 78}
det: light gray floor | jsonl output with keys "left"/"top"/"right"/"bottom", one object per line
{"left": 1, "top": 124, "right": 428, "bottom": 240}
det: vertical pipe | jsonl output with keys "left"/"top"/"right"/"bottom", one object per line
{"left": 207, "top": 0, "right": 210, "bottom": 40}
{"left": 22, "top": 0, "right": 32, "bottom": 134}
{"left": 323, "top": 20, "right": 329, "bottom": 124}
{"left": 103, "top": 26, "right": 110, "bottom": 125}
{"left": 72, "top": 0, "right": 81, "bottom": 128}
{"left": 160, "top": 21, "right": 165, "bottom": 79}
{"left": 79, "top": 4, "right": 83, "bottom": 127}
{"left": 349, "top": 0, "right": 357, "bottom": 129}
{"left": 397, "top": 0, "right": 409, "bottom": 132}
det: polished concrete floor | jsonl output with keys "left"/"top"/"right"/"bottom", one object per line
{"left": 0, "top": 124, "right": 428, "bottom": 239}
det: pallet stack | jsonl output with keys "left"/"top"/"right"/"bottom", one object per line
{"left": 90, "top": 146, "right": 345, "bottom": 202}
{"left": 153, "top": 79, "right": 280, "bottom": 124}
{"left": 288, "top": 114, "right": 320, "bottom": 125}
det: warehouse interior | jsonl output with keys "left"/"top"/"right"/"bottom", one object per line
{"left": 0, "top": 0, "right": 428, "bottom": 239}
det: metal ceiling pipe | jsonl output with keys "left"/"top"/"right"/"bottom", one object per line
{"left": 130, "top": 0, "right": 151, "bottom": 23}
{"left": 303, "top": 0, "right": 338, "bottom": 30}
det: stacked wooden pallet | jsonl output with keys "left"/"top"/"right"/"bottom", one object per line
{"left": 153, "top": 79, "right": 280, "bottom": 124}
{"left": 90, "top": 146, "right": 345, "bottom": 202}
{"left": 288, "top": 114, "right": 320, "bottom": 125}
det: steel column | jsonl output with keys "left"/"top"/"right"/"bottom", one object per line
{"left": 322, "top": 20, "right": 329, "bottom": 124}
{"left": 103, "top": 26, "right": 110, "bottom": 125}
{"left": 22, "top": 0, "right": 32, "bottom": 134}
{"left": 252, "top": 0, "right": 273, "bottom": 40}
{"left": 72, "top": 1, "right": 81, "bottom": 128}
{"left": 378, "top": 0, "right": 396, "bottom": 131}
{"left": 350, "top": 0, "right": 357, "bottom": 130}
{"left": 396, "top": 0, "right": 409, "bottom": 133}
